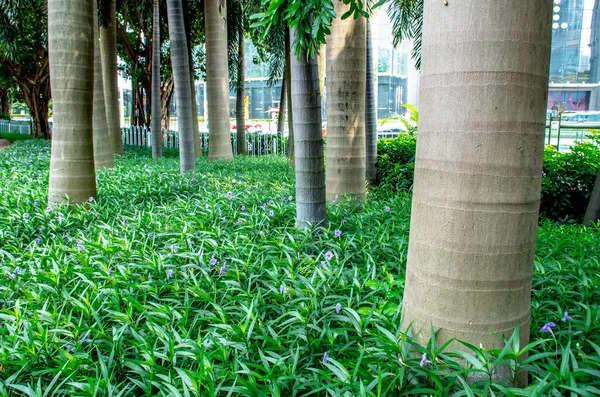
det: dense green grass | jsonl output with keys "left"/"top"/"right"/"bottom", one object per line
{"left": 0, "top": 132, "right": 32, "bottom": 143}
{"left": 0, "top": 141, "right": 599, "bottom": 396}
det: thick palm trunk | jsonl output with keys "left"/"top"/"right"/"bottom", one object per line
{"left": 277, "top": 66, "right": 287, "bottom": 135}
{"left": 93, "top": 1, "right": 114, "bottom": 170}
{"left": 326, "top": 2, "right": 367, "bottom": 201}
{"left": 290, "top": 27, "right": 326, "bottom": 229}
{"left": 48, "top": 0, "right": 97, "bottom": 204}
{"left": 401, "top": 0, "right": 552, "bottom": 385}
{"left": 236, "top": 24, "right": 246, "bottom": 155}
{"left": 365, "top": 19, "right": 377, "bottom": 185}
{"left": 285, "top": 28, "right": 294, "bottom": 166}
{"left": 100, "top": 0, "right": 124, "bottom": 155}
{"left": 584, "top": 170, "right": 600, "bottom": 226}
{"left": 166, "top": 0, "right": 195, "bottom": 172}
{"left": 151, "top": 0, "right": 163, "bottom": 159}
{"left": 205, "top": 0, "right": 233, "bottom": 161}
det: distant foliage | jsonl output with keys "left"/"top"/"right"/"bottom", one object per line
{"left": 375, "top": 133, "right": 600, "bottom": 223}
{"left": 541, "top": 135, "right": 600, "bottom": 222}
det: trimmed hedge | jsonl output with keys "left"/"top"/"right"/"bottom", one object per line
{"left": 375, "top": 133, "right": 600, "bottom": 223}
{"left": 0, "top": 132, "right": 32, "bottom": 143}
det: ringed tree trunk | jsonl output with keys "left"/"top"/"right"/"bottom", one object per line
{"left": 191, "top": 77, "right": 202, "bottom": 157}
{"left": 93, "top": 0, "right": 115, "bottom": 169}
{"left": 326, "top": 1, "right": 367, "bottom": 201}
{"left": 47, "top": 0, "right": 97, "bottom": 204}
{"left": 205, "top": 0, "right": 233, "bottom": 161}
{"left": 166, "top": 0, "right": 196, "bottom": 172}
{"left": 584, "top": 170, "right": 600, "bottom": 226}
{"left": 100, "top": 0, "right": 124, "bottom": 155}
{"left": 276, "top": 66, "right": 287, "bottom": 135}
{"left": 401, "top": 0, "right": 552, "bottom": 386}
{"left": 290, "top": 26, "right": 326, "bottom": 229}
{"left": 236, "top": 23, "right": 246, "bottom": 156}
{"left": 365, "top": 19, "right": 378, "bottom": 185}
{"left": 285, "top": 28, "right": 294, "bottom": 166}
{"left": 151, "top": 0, "right": 163, "bottom": 159}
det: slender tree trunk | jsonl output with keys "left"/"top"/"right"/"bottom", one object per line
{"left": 401, "top": 0, "right": 552, "bottom": 386}
{"left": 48, "top": 0, "right": 97, "bottom": 204}
{"left": 584, "top": 170, "right": 600, "bottom": 226}
{"left": 191, "top": 77, "right": 202, "bottom": 157}
{"left": 365, "top": 19, "right": 377, "bottom": 185}
{"left": 167, "top": 0, "right": 195, "bottom": 172}
{"left": 93, "top": 1, "right": 114, "bottom": 169}
{"left": 290, "top": 27, "right": 326, "bottom": 229}
{"left": 326, "top": 1, "right": 367, "bottom": 201}
{"left": 100, "top": 0, "right": 124, "bottom": 155}
{"left": 285, "top": 28, "right": 294, "bottom": 166}
{"left": 205, "top": 0, "right": 233, "bottom": 161}
{"left": 236, "top": 23, "right": 246, "bottom": 155}
{"left": 151, "top": 0, "right": 163, "bottom": 159}
{"left": 277, "top": 66, "right": 287, "bottom": 135}
{"left": 21, "top": 82, "right": 51, "bottom": 139}
{"left": 0, "top": 88, "right": 10, "bottom": 115}
{"left": 161, "top": 78, "right": 174, "bottom": 131}
{"left": 131, "top": 87, "right": 138, "bottom": 126}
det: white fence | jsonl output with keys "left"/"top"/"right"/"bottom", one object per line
{"left": 0, "top": 119, "right": 33, "bottom": 135}
{"left": 121, "top": 126, "right": 288, "bottom": 156}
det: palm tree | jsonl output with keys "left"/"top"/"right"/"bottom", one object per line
{"left": 205, "top": 0, "right": 233, "bottom": 160}
{"left": 326, "top": 1, "right": 367, "bottom": 201}
{"left": 151, "top": 0, "right": 163, "bottom": 160}
{"left": 584, "top": 171, "right": 600, "bottom": 225}
{"left": 365, "top": 19, "right": 377, "bottom": 185}
{"left": 285, "top": 28, "right": 294, "bottom": 166}
{"left": 48, "top": 0, "right": 97, "bottom": 204}
{"left": 401, "top": 0, "right": 552, "bottom": 385}
{"left": 166, "top": 0, "right": 195, "bottom": 172}
{"left": 228, "top": 0, "right": 247, "bottom": 155}
{"left": 100, "top": 0, "right": 124, "bottom": 155}
{"left": 93, "top": 0, "right": 114, "bottom": 169}
{"left": 290, "top": 26, "right": 326, "bottom": 228}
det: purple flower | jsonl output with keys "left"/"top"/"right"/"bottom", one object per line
{"left": 241, "top": 205, "right": 246, "bottom": 211}
{"left": 23, "top": 213, "right": 30, "bottom": 219}
{"left": 540, "top": 322, "right": 556, "bottom": 334}
{"left": 216, "top": 186, "right": 221, "bottom": 191}
{"left": 322, "top": 352, "right": 329, "bottom": 365}
{"left": 262, "top": 203, "right": 267, "bottom": 210}
{"left": 166, "top": 269, "right": 175, "bottom": 279}
{"left": 280, "top": 284, "right": 285, "bottom": 294}
{"left": 108, "top": 268, "right": 113, "bottom": 277}
{"left": 14, "top": 267, "right": 24, "bottom": 275}
{"left": 562, "top": 312, "right": 572, "bottom": 322}
{"left": 89, "top": 196, "right": 95, "bottom": 202}
{"left": 77, "top": 244, "right": 85, "bottom": 251}
{"left": 171, "top": 245, "right": 178, "bottom": 253}
{"left": 385, "top": 206, "right": 390, "bottom": 212}
{"left": 227, "top": 191, "right": 233, "bottom": 197}
{"left": 269, "top": 210, "right": 274, "bottom": 217}
{"left": 34, "top": 238, "right": 40, "bottom": 244}
{"left": 325, "top": 251, "right": 334, "bottom": 261}
{"left": 269, "top": 200, "right": 274, "bottom": 205}
{"left": 320, "top": 260, "right": 327, "bottom": 266}
{"left": 342, "top": 219, "right": 347, "bottom": 224}
{"left": 367, "top": 263, "right": 371, "bottom": 271}
{"left": 282, "top": 197, "right": 287, "bottom": 202}
{"left": 334, "top": 229, "right": 342, "bottom": 237}
{"left": 218, "top": 264, "right": 227, "bottom": 275}
{"left": 81, "top": 337, "right": 92, "bottom": 343}
{"left": 335, "top": 303, "right": 342, "bottom": 314}
{"left": 191, "top": 177, "right": 197, "bottom": 183}
{"left": 420, "top": 353, "right": 432, "bottom": 367}
{"left": 210, "top": 257, "right": 218, "bottom": 266}
{"left": 170, "top": 181, "right": 174, "bottom": 187}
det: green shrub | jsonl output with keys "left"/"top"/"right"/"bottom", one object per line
{"left": 541, "top": 139, "right": 600, "bottom": 222}
{"left": 375, "top": 133, "right": 600, "bottom": 223}
{"left": 375, "top": 134, "right": 416, "bottom": 193}
{"left": 0, "top": 113, "right": 10, "bottom": 121}
{"left": 0, "top": 132, "right": 32, "bottom": 142}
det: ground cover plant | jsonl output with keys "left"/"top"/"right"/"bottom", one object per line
{"left": 0, "top": 140, "right": 599, "bottom": 396}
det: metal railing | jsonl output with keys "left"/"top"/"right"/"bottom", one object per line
{"left": 0, "top": 119, "right": 33, "bottom": 135}
{"left": 121, "top": 126, "right": 288, "bottom": 156}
